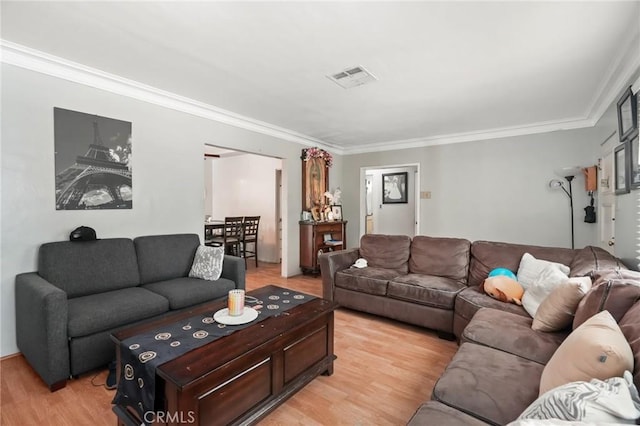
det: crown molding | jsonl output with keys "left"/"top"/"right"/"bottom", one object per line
{"left": 0, "top": 40, "right": 337, "bottom": 153}
{"left": 341, "top": 116, "right": 595, "bottom": 155}
{"left": 586, "top": 30, "right": 640, "bottom": 123}
{"left": 2, "top": 38, "right": 637, "bottom": 158}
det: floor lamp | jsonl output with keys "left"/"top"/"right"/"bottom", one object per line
{"left": 549, "top": 167, "right": 582, "bottom": 249}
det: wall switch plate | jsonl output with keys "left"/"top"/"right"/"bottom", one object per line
{"left": 420, "top": 191, "right": 431, "bottom": 199}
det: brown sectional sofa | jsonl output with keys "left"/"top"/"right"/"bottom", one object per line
{"left": 320, "top": 235, "right": 471, "bottom": 336}
{"left": 319, "top": 234, "right": 639, "bottom": 425}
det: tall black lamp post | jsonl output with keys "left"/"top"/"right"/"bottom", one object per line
{"left": 549, "top": 167, "right": 582, "bottom": 249}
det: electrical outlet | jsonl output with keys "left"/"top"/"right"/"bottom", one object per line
{"left": 420, "top": 191, "right": 431, "bottom": 199}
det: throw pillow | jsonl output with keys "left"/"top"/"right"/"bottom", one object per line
{"left": 517, "top": 253, "right": 570, "bottom": 290}
{"left": 522, "top": 265, "right": 569, "bottom": 318}
{"left": 188, "top": 245, "right": 224, "bottom": 281}
{"left": 532, "top": 276, "right": 592, "bottom": 332}
{"left": 518, "top": 371, "right": 640, "bottom": 423}
{"left": 539, "top": 310, "right": 634, "bottom": 396}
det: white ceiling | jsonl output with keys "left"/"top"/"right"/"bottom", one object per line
{"left": 2, "top": 1, "right": 639, "bottom": 154}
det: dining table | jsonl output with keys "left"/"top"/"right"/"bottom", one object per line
{"left": 204, "top": 220, "right": 225, "bottom": 242}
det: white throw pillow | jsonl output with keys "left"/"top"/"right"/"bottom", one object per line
{"left": 522, "top": 264, "right": 569, "bottom": 318}
{"left": 189, "top": 245, "right": 224, "bottom": 281}
{"left": 517, "top": 371, "right": 640, "bottom": 424}
{"left": 517, "top": 253, "right": 570, "bottom": 290}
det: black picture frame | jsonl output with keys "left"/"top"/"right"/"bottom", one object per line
{"left": 617, "top": 87, "right": 637, "bottom": 142}
{"left": 382, "top": 172, "right": 408, "bottom": 204}
{"left": 629, "top": 129, "right": 640, "bottom": 189}
{"left": 614, "top": 141, "right": 630, "bottom": 195}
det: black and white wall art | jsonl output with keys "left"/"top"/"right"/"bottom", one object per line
{"left": 54, "top": 108, "right": 132, "bottom": 210}
{"left": 382, "top": 172, "right": 408, "bottom": 204}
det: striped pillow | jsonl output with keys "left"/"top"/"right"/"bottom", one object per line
{"left": 517, "top": 371, "right": 640, "bottom": 423}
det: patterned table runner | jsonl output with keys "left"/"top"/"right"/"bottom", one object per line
{"left": 112, "top": 288, "right": 314, "bottom": 424}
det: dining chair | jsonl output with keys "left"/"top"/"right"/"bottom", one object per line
{"left": 208, "top": 216, "right": 243, "bottom": 255}
{"left": 241, "top": 216, "right": 260, "bottom": 268}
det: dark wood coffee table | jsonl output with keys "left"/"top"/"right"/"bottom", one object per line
{"left": 111, "top": 285, "right": 336, "bottom": 426}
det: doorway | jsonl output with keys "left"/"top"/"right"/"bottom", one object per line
{"left": 203, "top": 144, "right": 284, "bottom": 269}
{"left": 598, "top": 133, "right": 617, "bottom": 254}
{"left": 360, "top": 164, "right": 420, "bottom": 238}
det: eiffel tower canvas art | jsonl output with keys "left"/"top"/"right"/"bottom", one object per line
{"left": 54, "top": 108, "right": 132, "bottom": 210}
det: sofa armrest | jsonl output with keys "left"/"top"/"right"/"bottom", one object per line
{"left": 15, "top": 272, "right": 70, "bottom": 389}
{"left": 319, "top": 248, "right": 360, "bottom": 301}
{"left": 220, "top": 255, "right": 246, "bottom": 290}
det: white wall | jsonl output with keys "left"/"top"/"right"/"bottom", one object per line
{"left": 593, "top": 72, "right": 640, "bottom": 269}
{"left": 0, "top": 64, "right": 318, "bottom": 356}
{"left": 204, "top": 157, "right": 213, "bottom": 218}
{"left": 341, "top": 127, "right": 611, "bottom": 249}
{"left": 209, "top": 154, "right": 282, "bottom": 263}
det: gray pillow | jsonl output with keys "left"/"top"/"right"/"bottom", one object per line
{"left": 188, "top": 245, "right": 224, "bottom": 281}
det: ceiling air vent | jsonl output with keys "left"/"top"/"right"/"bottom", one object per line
{"left": 327, "top": 65, "right": 378, "bottom": 89}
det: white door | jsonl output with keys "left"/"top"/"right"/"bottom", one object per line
{"left": 599, "top": 136, "right": 617, "bottom": 253}
{"left": 365, "top": 175, "right": 374, "bottom": 234}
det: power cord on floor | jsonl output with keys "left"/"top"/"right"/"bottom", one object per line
{"left": 89, "top": 362, "right": 118, "bottom": 390}
{"left": 89, "top": 371, "right": 106, "bottom": 388}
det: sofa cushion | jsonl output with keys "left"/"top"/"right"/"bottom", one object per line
{"left": 517, "top": 253, "right": 570, "bottom": 290}
{"left": 359, "top": 234, "right": 411, "bottom": 273}
{"left": 432, "top": 343, "right": 544, "bottom": 425}
{"left": 619, "top": 300, "right": 640, "bottom": 391}
{"left": 142, "top": 277, "right": 236, "bottom": 310}
{"left": 569, "top": 246, "right": 627, "bottom": 278}
{"left": 67, "top": 287, "right": 169, "bottom": 338}
{"left": 455, "top": 286, "right": 530, "bottom": 324}
{"left": 468, "top": 241, "right": 575, "bottom": 288}
{"left": 540, "top": 310, "right": 634, "bottom": 396}
{"left": 335, "top": 267, "right": 398, "bottom": 296}
{"left": 522, "top": 265, "right": 569, "bottom": 318}
{"left": 189, "top": 245, "right": 224, "bottom": 281}
{"left": 408, "top": 236, "right": 471, "bottom": 283}
{"left": 134, "top": 234, "right": 200, "bottom": 284}
{"left": 388, "top": 274, "right": 465, "bottom": 309}
{"left": 408, "top": 401, "right": 489, "bottom": 426}
{"left": 532, "top": 277, "right": 591, "bottom": 332}
{"left": 462, "top": 308, "right": 567, "bottom": 365}
{"left": 572, "top": 271, "right": 640, "bottom": 329}
{"left": 39, "top": 238, "right": 140, "bottom": 298}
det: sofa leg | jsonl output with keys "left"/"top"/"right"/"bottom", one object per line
{"left": 437, "top": 331, "right": 456, "bottom": 341}
{"left": 49, "top": 379, "right": 67, "bottom": 392}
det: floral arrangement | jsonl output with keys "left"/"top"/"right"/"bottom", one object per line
{"left": 301, "top": 147, "right": 333, "bottom": 167}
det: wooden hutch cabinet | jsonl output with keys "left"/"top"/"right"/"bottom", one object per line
{"left": 299, "top": 221, "right": 347, "bottom": 275}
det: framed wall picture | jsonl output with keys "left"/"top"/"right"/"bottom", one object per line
{"left": 617, "top": 87, "right": 637, "bottom": 142}
{"left": 630, "top": 129, "right": 640, "bottom": 189}
{"left": 54, "top": 107, "right": 132, "bottom": 210}
{"left": 301, "top": 155, "right": 328, "bottom": 211}
{"left": 614, "top": 141, "right": 630, "bottom": 195}
{"left": 382, "top": 172, "right": 408, "bottom": 204}
{"left": 331, "top": 205, "right": 342, "bottom": 220}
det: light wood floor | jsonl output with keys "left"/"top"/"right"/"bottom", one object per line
{"left": 1, "top": 262, "right": 458, "bottom": 425}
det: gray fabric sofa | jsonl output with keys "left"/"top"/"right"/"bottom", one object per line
{"left": 15, "top": 233, "right": 245, "bottom": 391}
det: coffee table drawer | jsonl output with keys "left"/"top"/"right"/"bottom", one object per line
{"left": 198, "top": 358, "right": 272, "bottom": 425}
{"left": 284, "top": 326, "right": 328, "bottom": 384}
